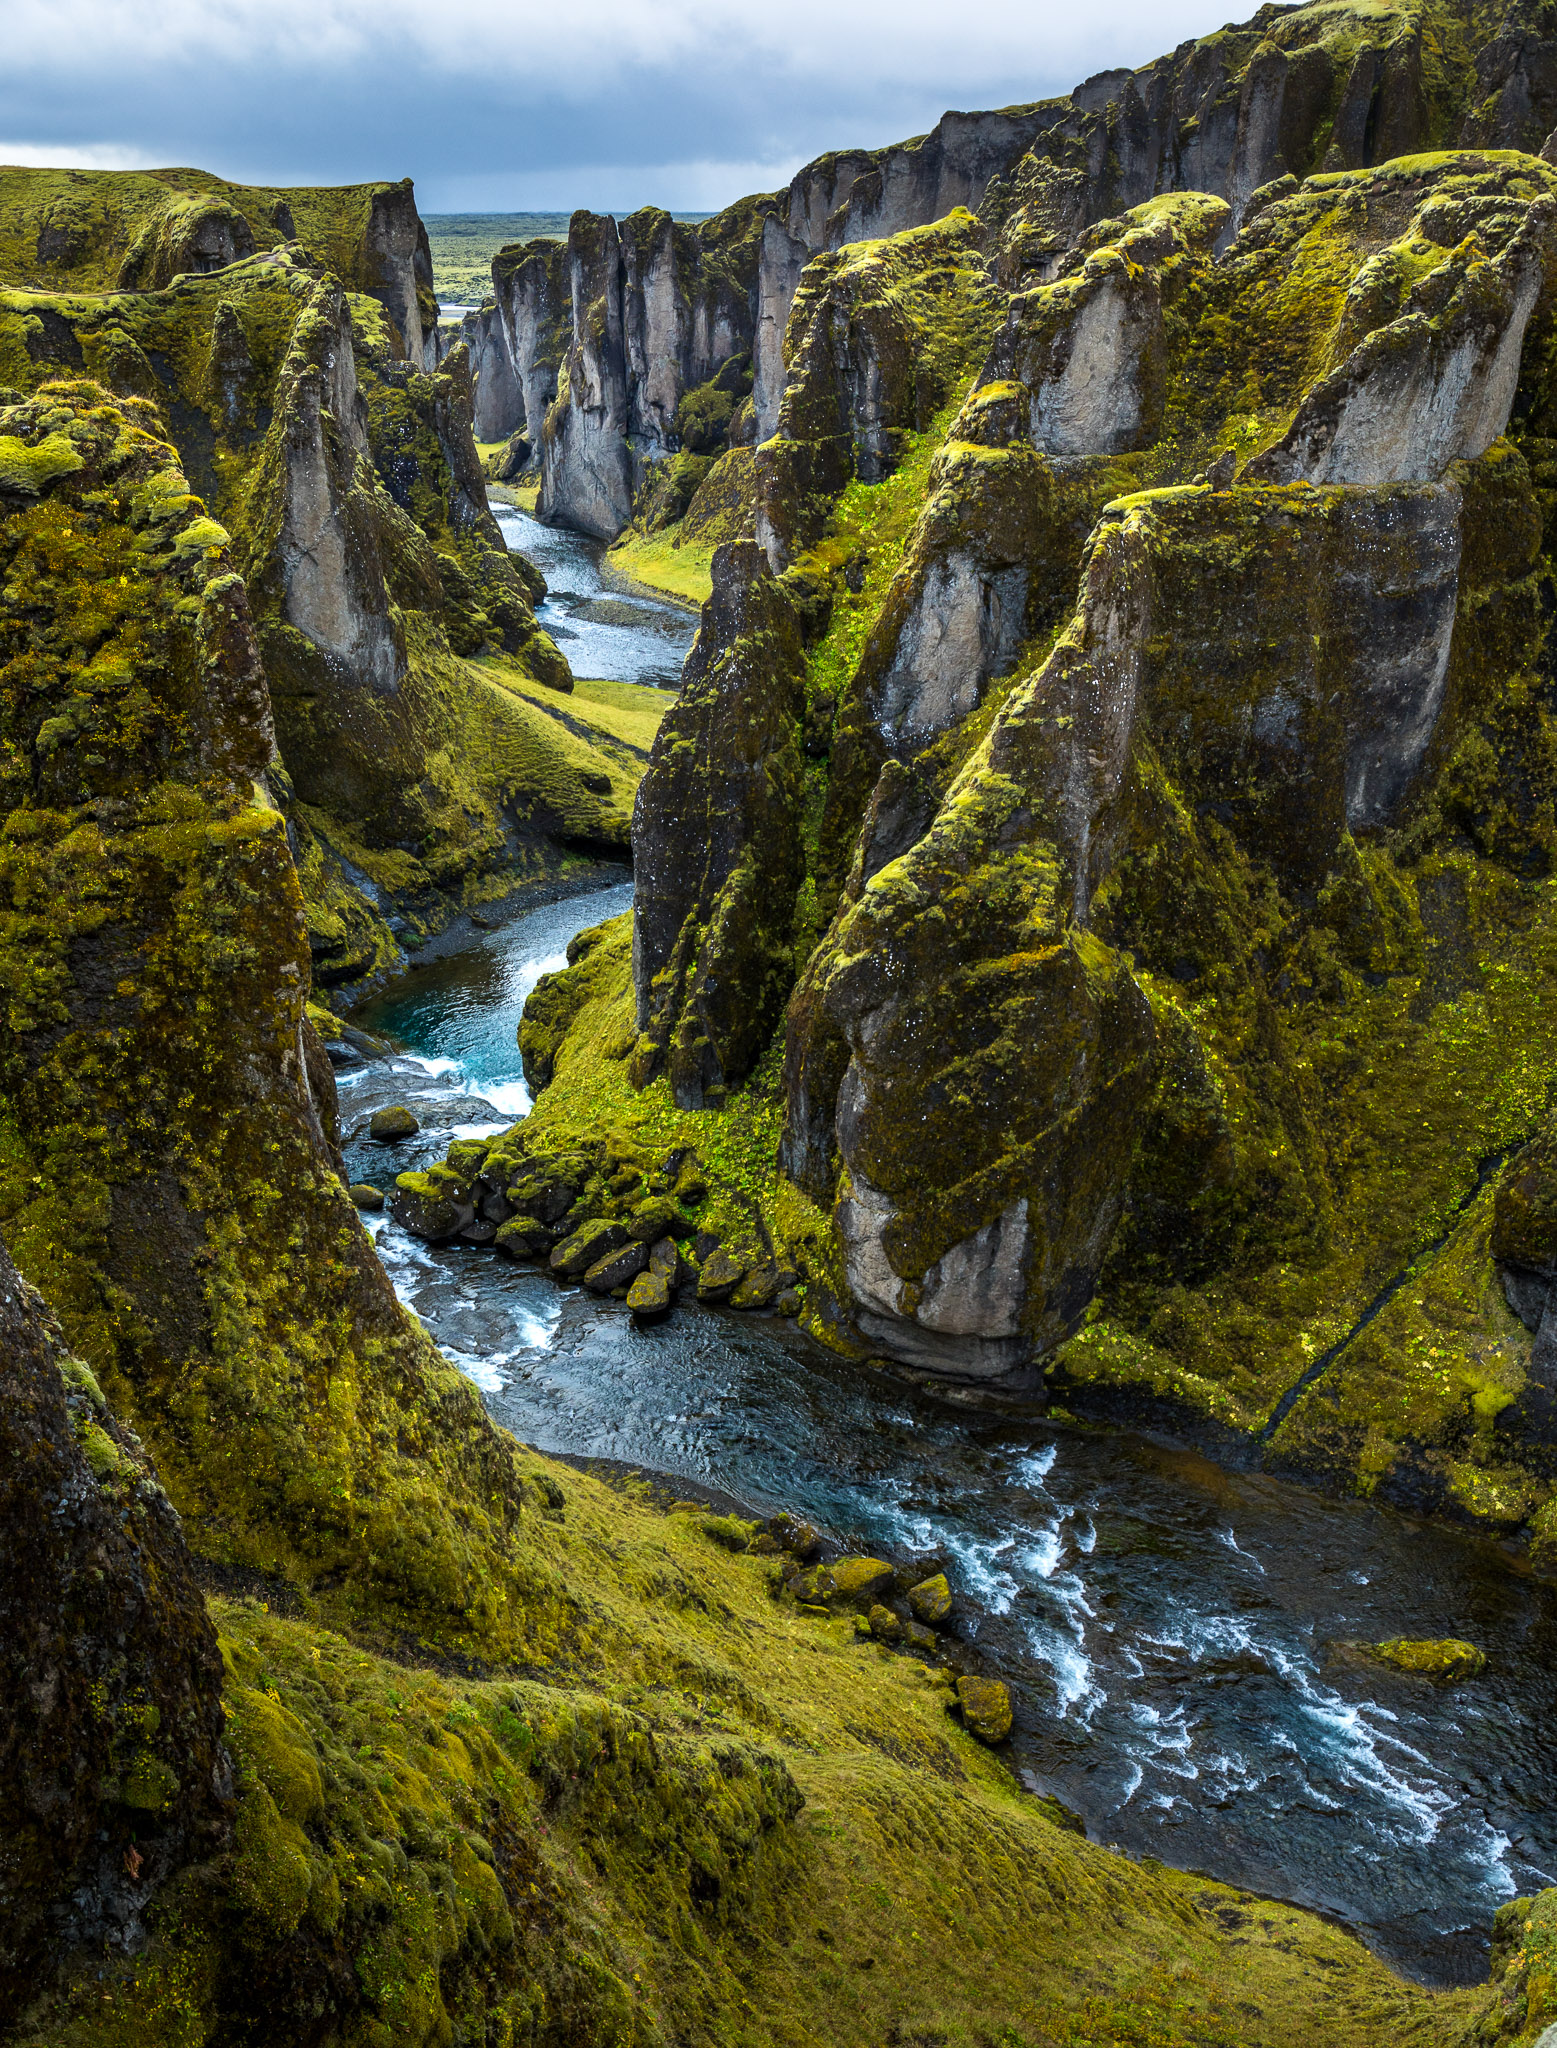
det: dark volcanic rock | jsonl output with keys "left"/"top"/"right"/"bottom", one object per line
{"left": 0, "top": 1235, "right": 230, "bottom": 2022}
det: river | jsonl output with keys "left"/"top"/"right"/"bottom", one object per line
{"left": 331, "top": 511, "right": 1557, "bottom": 1992}
{"left": 491, "top": 499, "right": 696, "bottom": 688}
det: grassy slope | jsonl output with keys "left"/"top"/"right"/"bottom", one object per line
{"left": 13, "top": 1454, "right": 1485, "bottom": 2048}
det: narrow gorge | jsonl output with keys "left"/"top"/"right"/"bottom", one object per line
{"left": 4, "top": 2, "right": 1557, "bottom": 2041}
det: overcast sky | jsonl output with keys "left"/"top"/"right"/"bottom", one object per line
{"left": 4, "top": 0, "right": 1228, "bottom": 214}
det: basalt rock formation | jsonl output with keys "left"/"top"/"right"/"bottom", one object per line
{"left": 459, "top": 0, "right": 1557, "bottom": 550}
{"left": 496, "top": 2, "right": 1557, "bottom": 1570}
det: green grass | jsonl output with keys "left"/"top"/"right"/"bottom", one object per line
{"left": 605, "top": 526, "right": 715, "bottom": 606}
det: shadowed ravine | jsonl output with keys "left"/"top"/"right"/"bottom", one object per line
{"left": 343, "top": 882, "right": 1557, "bottom": 1991}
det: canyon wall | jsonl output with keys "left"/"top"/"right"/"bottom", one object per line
{"left": 502, "top": 0, "right": 1557, "bottom": 1570}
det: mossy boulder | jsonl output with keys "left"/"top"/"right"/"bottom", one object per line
{"left": 495, "top": 1214, "right": 553, "bottom": 1259}
{"left": 628, "top": 1194, "right": 688, "bottom": 1242}
{"left": 906, "top": 1573, "right": 953, "bottom": 1625}
{"left": 390, "top": 1169, "right": 474, "bottom": 1242}
{"left": 551, "top": 1219, "right": 629, "bottom": 1277}
{"left": 582, "top": 1240, "right": 650, "bottom": 1294}
{"left": 370, "top": 1104, "right": 421, "bottom": 1141}
{"left": 791, "top": 1556, "right": 895, "bottom": 1608}
{"left": 626, "top": 1269, "right": 672, "bottom": 1316}
{"left": 955, "top": 1675, "right": 1014, "bottom": 1744}
{"left": 1361, "top": 1637, "right": 1487, "bottom": 1681}
{"left": 348, "top": 1182, "right": 385, "bottom": 1210}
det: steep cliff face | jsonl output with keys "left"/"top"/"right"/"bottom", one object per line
{"left": 0, "top": 244, "right": 645, "bottom": 991}
{"left": 452, "top": 0, "right": 1528, "bottom": 540}
{"left": 538, "top": 203, "right": 772, "bottom": 534}
{"left": 0, "top": 1236, "right": 229, "bottom": 2025}
{"left": 0, "top": 382, "right": 545, "bottom": 1635}
{"left": 491, "top": 236, "right": 571, "bottom": 459}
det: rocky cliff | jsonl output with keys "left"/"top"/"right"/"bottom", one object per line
{"left": 460, "top": 0, "right": 1557, "bottom": 548}
{"left": 0, "top": 224, "right": 648, "bottom": 990}
{"left": 493, "top": 0, "right": 1557, "bottom": 1572}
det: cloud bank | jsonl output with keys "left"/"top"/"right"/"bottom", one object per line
{"left": 4, "top": 0, "right": 1226, "bottom": 212}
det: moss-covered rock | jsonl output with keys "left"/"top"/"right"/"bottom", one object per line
{"left": 0, "top": 1234, "right": 229, "bottom": 2022}
{"left": 1360, "top": 1636, "right": 1488, "bottom": 1679}
{"left": 954, "top": 1675, "right": 1014, "bottom": 1744}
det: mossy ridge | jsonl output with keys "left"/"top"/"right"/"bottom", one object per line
{"left": 11, "top": 1465, "right": 1504, "bottom": 2048}
{"left": 0, "top": 249, "right": 653, "bottom": 987}
{"left": 0, "top": 166, "right": 436, "bottom": 351}
{"left": 0, "top": 383, "right": 581, "bottom": 1661}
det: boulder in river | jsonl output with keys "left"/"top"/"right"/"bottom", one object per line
{"left": 390, "top": 1169, "right": 474, "bottom": 1242}
{"left": 696, "top": 1245, "right": 746, "bottom": 1303}
{"left": 627, "top": 1269, "right": 671, "bottom": 1317}
{"left": 1359, "top": 1637, "right": 1487, "bottom": 1681}
{"left": 349, "top": 1183, "right": 385, "bottom": 1211}
{"left": 551, "top": 1219, "right": 629, "bottom": 1276}
{"left": 955, "top": 1676, "right": 1013, "bottom": 1744}
{"left": 495, "top": 1214, "right": 552, "bottom": 1259}
{"left": 369, "top": 1104, "right": 420, "bottom": 1141}
{"left": 790, "top": 1556, "right": 895, "bottom": 1608}
{"left": 584, "top": 1240, "right": 650, "bottom": 1294}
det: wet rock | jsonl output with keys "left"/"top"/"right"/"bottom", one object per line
{"left": 648, "top": 1235, "right": 681, "bottom": 1284}
{"left": 583, "top": 1240, "right": 650, "bottom": 1294}
{"left": 770, "top": 1512, "right": 821, "bottom": 1561}
{"left": 775, "top": 1287, "right": 804, "bottom": 1316}
{"left": 1359, "top": 1637, "right": 1487, "bottom": 1681}
{"left": 494, "top": 1214, "right": 552, "bottom": 1259}
{"left": 955, "top": 1675, "right": 1013, "bottom": 1744}
{"left": 868, "top": 1603, "right": 901, "bottom": 1641}
{"left": 348, "top": 1183, "right": 385, "bottom": 1211}
{"left": 697, "top": 1246, "right": 747, "bottom": 1303}
{"left": 507, "top": 1161, "right": 580, "bottom": 1226}
{"left": 626, "top": 1269, "right": 671, "bottom": 1316}
{"left": 907, "top": 1573, "right": 953, "bottom": 1626}
{"left": 369, "top": 1104, "right": 420, "bottom": 1141}
{"left": 389, "top": 1170, "right": 474, "bottom": 1243}
{"left": 731, "top": 1262, "right": 797, "bottom": 1310}
{"left": 791, "top": 1556, "right": 895, "bottom": 1608}
{"left": 550, "top": 1219, "right": 629, "bottom": 1277}
{"left": 459, "top": 1219, "right": 499, "bottom": 1245}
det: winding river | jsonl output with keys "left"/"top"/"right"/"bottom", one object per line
{"left": 335, "top": 510, "right": 1557, "bottom": 1991}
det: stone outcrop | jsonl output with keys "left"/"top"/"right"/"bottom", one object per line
{"left": 539, "top": 205, "right": 769, "bottom": 534}
{"left": 629, "top": 541, "right": 806, "bottom": 1106}
{"left": 0, "top": 235, "right": 640, "bottom": 987}
{"left": 0, "top": 1239, "right": 230, "bottom": 2023}
{"left": 491, "top": 238, "right": 571, "bottom": 460}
